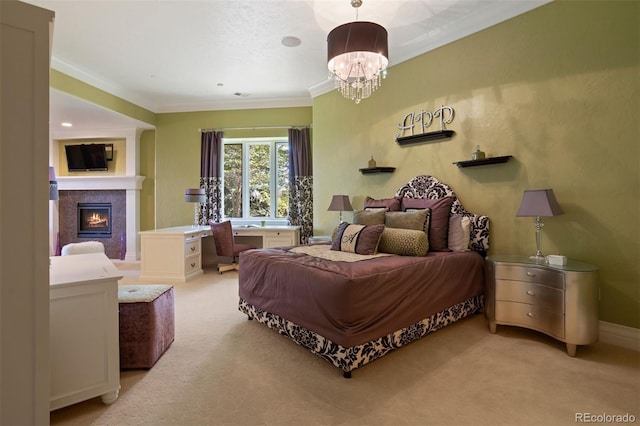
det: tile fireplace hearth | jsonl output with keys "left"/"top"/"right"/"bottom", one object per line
{"left": 56, "top": 175, "right": 145, "bottom": 260}
{"left": 59, "top": 191, "right": 125, "bottom": 259}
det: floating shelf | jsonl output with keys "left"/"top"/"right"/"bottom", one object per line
{"left": 453, "top": 155, "right": 513, "bottom": 168}
{"left": 396, "top": 130, "right": 455, "bottom": 146}
{"left": 359, "top": 167, "right": 396, "bottom": 174}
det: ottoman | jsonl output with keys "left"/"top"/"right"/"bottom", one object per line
{"left": 118, "top": 285, "right": 175, "bottom": 369}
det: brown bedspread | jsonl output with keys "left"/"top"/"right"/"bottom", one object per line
{"left": 238, "top": 247, "right": 484, "bottom": 348}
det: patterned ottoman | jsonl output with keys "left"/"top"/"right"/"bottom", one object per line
{"left": 118, "top": 285, "right": 175, "bottom": 369}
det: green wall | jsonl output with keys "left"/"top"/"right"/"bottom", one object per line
{"left": 153, "top": 108, "right": 312, "bottom": 229}
{"left": 312, "top": 0, "right": 639, "bottom": 328}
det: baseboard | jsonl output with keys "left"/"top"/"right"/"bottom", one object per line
{"left": 599, "top": 321, "right": 640, "bottom": 351}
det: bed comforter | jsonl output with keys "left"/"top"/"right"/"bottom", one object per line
{"left": 238, "top": 245, "right": 485, "bottom": 348}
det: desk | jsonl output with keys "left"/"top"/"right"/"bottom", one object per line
{"left": 139, "top": 225, "right": 300, "bottom": 282}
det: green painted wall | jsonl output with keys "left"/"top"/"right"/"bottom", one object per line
{"left": 51, "top": 70, "right": 156, "bottom": 126}
{"left": 312, "top": 0, "right": 639, "bottom": 328}
{"left": 153, "top": 108, "right": 312, "bottom": 229}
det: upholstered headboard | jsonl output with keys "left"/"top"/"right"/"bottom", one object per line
{"left": 394, "top": 175, "right": 490, "bottom": 254}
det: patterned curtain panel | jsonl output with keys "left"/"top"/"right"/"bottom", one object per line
{"left": 288, "top": 128, "right": 313, "bottom": 244}
{"left": 200, "top": 131, "right": 224, "bottom": 225}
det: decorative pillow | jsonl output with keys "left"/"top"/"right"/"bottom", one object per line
{"left": 448, "top": 214, "right": 471, "bottom": 252}
{"left": 330, "top": 223, "right": 385, "bottom": 255}
{"left": 378, "top": 228, "right": 429, "bottom": 256}
{"left": 353, "top": 209, "right": 386, "bottom": 225}
{"left": 363, "top": 196, "right": 401, "bottom": 211}
{"left": 384, "top": 209, "right": 431, "bottom": 233}
{"left": 400, "top": 196, "right": 455, "bottom": 252}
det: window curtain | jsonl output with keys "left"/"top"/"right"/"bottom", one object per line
{"left": 200, "top": 130, "right": 224, "bottom": 224}
{"left": 288, "top": 127, "right": 313, "bottom": 244}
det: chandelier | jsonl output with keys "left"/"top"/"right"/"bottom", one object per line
{"left": 327, "top": 0, "right": 389, "bottom": 104}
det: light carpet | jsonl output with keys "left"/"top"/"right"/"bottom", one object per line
{"left": 51, "top": 262, "right": 640, "bottom": 426}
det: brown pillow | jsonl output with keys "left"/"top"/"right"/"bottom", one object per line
{"left": 400, "top": 196, "right": 455, "bottom": 251}
{"left": 330, "top": 223, "right": 385, "bottom": 255}
{"left": 384, "top": 209, "right": 431, "bottom": 233}
{"left": 353, "top": 209, "right": 386, "bottom": 225}
{"left": 363, "top": 196, "right": 401, "bottom": 211}
{"left": 378, "top": 228, "right": 429, "bottom": 256}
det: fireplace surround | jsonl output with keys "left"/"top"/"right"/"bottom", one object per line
{"left": 59, "top": 190, "right": 125, "bottom": 259}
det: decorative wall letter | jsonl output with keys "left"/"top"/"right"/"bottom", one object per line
{"left": 395, "top": 105, "right": 455, "bottom": 139}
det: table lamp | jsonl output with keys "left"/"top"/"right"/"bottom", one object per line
{"left": 516, "top": 189, "right": 564, "bottom": 261}
{"left": 327, "top": 195, "right": 353, "bottom": 224}
{"left": 49, "top": 166, "right": 59, "bottom": 200}
{"left": 185, "top": 188, "right": 206, "bottom": 227}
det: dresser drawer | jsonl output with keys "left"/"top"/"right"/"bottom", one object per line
{"left": 494, "top": 264, "right": 564, "bottom": 289}
{"left": 495, "top": 301, "right": 565, "bottom": 339}
{"left": 184, "top": 239, "right": 201, "bottom": 257}
{"left": 184, "top": 255, "right": 201, "bottom": 274}
{"left": 496, "top": 280, "right": 564, "bottom": 314}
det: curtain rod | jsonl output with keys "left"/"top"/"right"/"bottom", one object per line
{"left": 199, "top": 125, "right": 310, "bottom": 132}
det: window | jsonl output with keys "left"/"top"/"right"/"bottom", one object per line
{"left": 222, "top": 138, "right": 289, "bottom": 220}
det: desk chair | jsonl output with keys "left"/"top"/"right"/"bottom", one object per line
{"left": 209, "top": 220, "right": 256, "bottom": 274}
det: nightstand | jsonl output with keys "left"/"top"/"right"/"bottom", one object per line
{"left": 485, "top": 255, "right": 599, "bottom": 356}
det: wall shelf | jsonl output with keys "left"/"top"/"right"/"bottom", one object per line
{"left": 359, "top": 167, "right": 396, "bottom": 174}
{"left": 453, "top": 155, "right": 513, "bottom": 168}
{"left": 396, "top": 130, "right": 455, "bottom": 146}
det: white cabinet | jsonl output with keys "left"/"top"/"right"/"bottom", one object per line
{"left": 140, "top": 225, "right": 300, "bottom": 282}
{"left": 140, "top": 227, "right": 210, "bottom": 283}
{"left": 235, "top": 226, "right": 300, "bottom": 248}
{"left": 49, "top": 253, "right": 123, "bottom": 411}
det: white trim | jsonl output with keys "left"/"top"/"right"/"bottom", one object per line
{"left": 57, "top": 175, "right": 144, "bottom": 191}
{"left": 599, "top": 321, "right": 640, "bottom": 352}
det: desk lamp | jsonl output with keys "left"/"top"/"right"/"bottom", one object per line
{"left": 516, "top": 189, "right": 564, "bottom": 261}
{"left": 327, "top": 195, "right": 353, "bottom": 224}
{"left": 185, "top": 188, "right": 206, "bottom": 227}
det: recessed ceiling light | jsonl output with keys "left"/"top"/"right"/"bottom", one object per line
{"left": 281, "top": 36, "right": 301, "bottom": 47}
{"left": 234, "top": 92, "right": 250, "bottom": 97}
{"left": 61, "top": 122, "right": 73, "bottom": 127}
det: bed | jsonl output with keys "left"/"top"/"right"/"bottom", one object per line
{"left": 238, "top": 175, "right": 490, "bottom": 377}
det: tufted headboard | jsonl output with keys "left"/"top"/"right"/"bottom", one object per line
{"left": 394, "top": 175, "right": 490, "bottom": 255}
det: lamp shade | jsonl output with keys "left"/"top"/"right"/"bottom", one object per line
{"left": 327, "top": 20, "right": 388, "bottom": 104}
{"left": 49, "top": 166, "right": 59, "bottom": 201}
{"left": 327, "top": 195, "right": 353, "bottom": 212}
{"left": 185, "top": 188, "right": 206, "bottom": 203}
{"left": 516, "top": 189, "right": 564, "bottom": 217}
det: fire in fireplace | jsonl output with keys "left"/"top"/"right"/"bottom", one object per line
{"left": 78, "top": 203, "right": 112, "bottom": 238}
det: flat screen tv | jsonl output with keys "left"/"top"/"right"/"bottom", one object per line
{"left": 65, "top": 144, "right": 109, "bottom": 172}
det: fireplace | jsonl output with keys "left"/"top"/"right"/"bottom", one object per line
{"left": 77, "top": 203, "right": 112, "bottom": 238}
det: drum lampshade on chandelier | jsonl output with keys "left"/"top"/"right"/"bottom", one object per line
{"left": 327, "top": 0, "right": 388, "bottom": 104}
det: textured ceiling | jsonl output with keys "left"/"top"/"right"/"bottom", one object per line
{"left": 25, "top": 0, "right": 551, "bottom": 132}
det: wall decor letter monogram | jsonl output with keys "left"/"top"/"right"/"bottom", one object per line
{"left": 395, "top": 105, "right": 455, "bottom": 139}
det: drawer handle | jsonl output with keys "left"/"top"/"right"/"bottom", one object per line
{"left": 526, "top": 271, "right": 536, "bottom": 277}
{"left": 527, "top": 312, "right": 535, "bottom": 318}
{"left": 526, "top": 290, "right": 535, "bottom": 296}
{"left": 190, "top": 262, "right": 196, "bottom": 268}
{"left": 190, "top": 246, "right": 196, "bottom": 252}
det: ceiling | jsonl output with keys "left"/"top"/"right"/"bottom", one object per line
{"left": 26, "top": 0, "right": 551, "bottom": 134}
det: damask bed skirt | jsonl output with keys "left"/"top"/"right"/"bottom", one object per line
{"left": 238, "top": 294, "right": 484, "bottom": 377}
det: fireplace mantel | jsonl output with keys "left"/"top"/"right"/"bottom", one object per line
{"left": 58, "top": 176, "right": 145, "bottom": 191}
